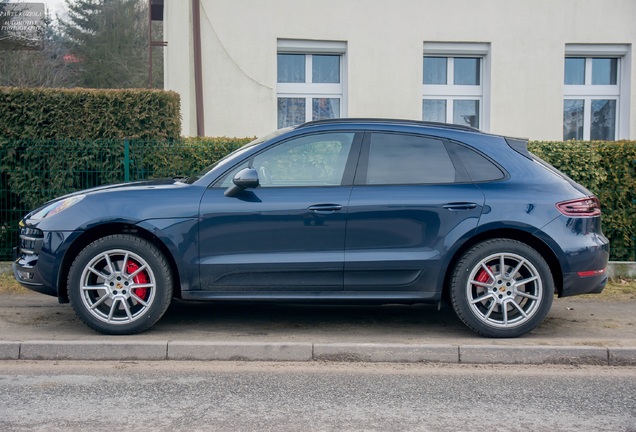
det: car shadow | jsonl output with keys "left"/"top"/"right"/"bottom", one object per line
{"left": 152, "top": 300, "right": 477, "bottom": 341}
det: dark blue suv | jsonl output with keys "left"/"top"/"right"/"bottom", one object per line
{"left": 13, "top": 119, "right": 609, "bottom": 337}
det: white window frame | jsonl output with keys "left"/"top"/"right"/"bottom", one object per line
{"left": 277, "top": 39, "right": 347, "bottom": 127}
{"left": 422, "top": 42, "right": 491, "bottom": 131}
{"left": 564, "top": 44, "right": 631, "bottom": 140}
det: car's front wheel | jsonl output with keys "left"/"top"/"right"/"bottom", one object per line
{"left": 450, "top": 239, "right": 554, "bottom": 338}
{"left": 67, "top": 235, "right": 173, "bottom": 335}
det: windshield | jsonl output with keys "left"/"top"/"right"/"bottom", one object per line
{"left": 187, "top": 127, "right": 293, "bottom": 183}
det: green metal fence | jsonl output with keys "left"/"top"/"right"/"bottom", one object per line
{"left": 1, "top": 139, "right": 635, "bottom": 262}
{"left": 1, "top": 139, "right": 245, "bottom": 260}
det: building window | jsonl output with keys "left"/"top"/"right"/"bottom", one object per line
{"left": 564, "top": 45, "right": 630, "bottom": 140}
{"left": 422, "top": 43, "right": 489, "bottom": 130}
{"left": 277, "top": 40, "right": 346, "bottom": 128}
{"left": 564, "top": 57, "right": 619, "bottom": 140}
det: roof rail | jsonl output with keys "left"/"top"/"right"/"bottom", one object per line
{"left": 296, "top": 118, "right": 480, "bottom": 132}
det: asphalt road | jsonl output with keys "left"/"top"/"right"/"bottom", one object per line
{"left": 1, "top": 361, "right": 635, "bottom": 432}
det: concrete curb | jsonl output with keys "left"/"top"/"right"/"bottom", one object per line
{"left": 314, "top": 343, "right": 458, "bottom": 363}
{"left": 0, "top": 342, "right": 20, "bottom": 360}
{"left": 20, "top": 341, "right": 167, "bottom": 361}
{"left": 609, "top": 347, "right": 636, "bottom": 366}
{"left": 2, "top": 341, "right": 636, "bottom": 365}
{"left": 460, "top": 345, "right": 609, "bottom": 365}
{"left": 168, "top": 341, "right": 313, "bottom": 361}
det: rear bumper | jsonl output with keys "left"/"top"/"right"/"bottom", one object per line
{"left": 536, "top": 214, "right": 609, "bottom": 298}
{"left": 560, "top": 270, "right": 608, "bottom": 297}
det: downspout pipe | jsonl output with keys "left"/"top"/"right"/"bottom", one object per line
{"left": 192, "top": 0, "right": 205, "bottom": 136}
{"left": 148, "top": 0, "right": 152, "bottom": 88}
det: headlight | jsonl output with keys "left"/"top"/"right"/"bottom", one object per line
{"left": 31, "top": 195, "right": 86, "bottom": 219}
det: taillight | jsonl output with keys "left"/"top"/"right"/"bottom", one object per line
{"left": 578, "top": 268, "right": 606, "bottom": 278}
{"left": 556, "top": 197, "right": 601, "bottom": 217}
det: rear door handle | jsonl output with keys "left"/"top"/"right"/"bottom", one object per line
{"left": 443, "top": 202, "right": 478, "bottom": 211}
{"left": 308, "top": 204, "right": 343, "bottom": 214}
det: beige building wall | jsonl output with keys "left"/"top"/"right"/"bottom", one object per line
{"left": 164, "top": 0, "right": 636, "bottom": 140}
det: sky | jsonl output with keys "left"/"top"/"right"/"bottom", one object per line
{"left": 42, "top": 0, "right": 65, "bottom": 14}
{"left": 2, "top": 1, "right": 68, "bottom": 23}
{"left": 42, "top": 0, "right": 67, "bottom": 20}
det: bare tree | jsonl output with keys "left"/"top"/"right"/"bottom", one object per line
{"left": 61, "top": 0, "right": 162, "bottom": 89}
{"left": 0, "top": 0, "right": 163, "bottom": 89}
{"left": 0, "top": 1, "right": 78, "bottom": 87}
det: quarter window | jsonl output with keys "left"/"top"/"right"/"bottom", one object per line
{"left": 452, "top": 144, "right": 504, "bottom": 182}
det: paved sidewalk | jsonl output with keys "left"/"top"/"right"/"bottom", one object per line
{"left": 1, "top": 292, "right": 635, "bottom": 365}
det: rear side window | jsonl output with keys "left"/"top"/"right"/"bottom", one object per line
{"left": 365, "top": 133, "right": 456, "bottom": 184}
{"left": 453, "top": 144, "right": 505, "bottom": 182}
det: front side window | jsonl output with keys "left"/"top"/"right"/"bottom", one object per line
{"left": 564, "top": 55, "right": 621, "bottom": 140}
{"left": 422, "top": 55, "right": 483, "bottom": 129}
{"left": 252, "top": 133, "right": 354, "bottom": 187}
{"left": 277, "top": 43, "right": 345, "bottom": 128}
{"left": 364, "top": 133, "right": 456, "bottom": 185}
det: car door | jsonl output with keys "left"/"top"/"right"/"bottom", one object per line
{"left": 198, "top": 131, "right": 362, "bottom": 292}
{"left": 344, "top": 132, "right": 485, "bottom": 294}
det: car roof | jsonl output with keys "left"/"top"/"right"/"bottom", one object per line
{"left": 289, "top": 118, "right": 535, "bottom": 164}
{"left": 292, "top": 118, "right": 518, "bottom": 146}
{"left": 296, "top": 118, "right": 480, "bottom": 133}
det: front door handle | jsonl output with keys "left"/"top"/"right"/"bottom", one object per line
{"left": 443, "top": 202, "right": 478, "bottom": 211}
{"left": 308, "top": 204, "right": 343, "bottom": 214}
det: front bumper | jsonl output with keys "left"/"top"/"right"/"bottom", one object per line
{"left": 13, "top": 244, "right": 57, "bottom": 297}
{"left": 13, "top": 227, "right": 78, "bottom": 299}
{"left": 13, "top": 260, "right": 57, "bottom": 296}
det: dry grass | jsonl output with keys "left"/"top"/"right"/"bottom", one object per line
{"left": 587, "top": 277, "right": 636, "bottom": 301}
{"left": 0, "top": 272, "right": 30, "bottom": 294}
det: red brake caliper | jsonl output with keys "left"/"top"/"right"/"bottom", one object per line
{"left": 126, "top": 260, "right": 149, "bottom": 301}
{"left": 475, "top": 267, "right": 492, "bottom": 288}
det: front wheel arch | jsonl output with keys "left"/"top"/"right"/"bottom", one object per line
{"left": 58, "top": 223, "right": 182, "bottom": 303}
{"left": 67, "top": 234, "right": 174, "bottom": 334}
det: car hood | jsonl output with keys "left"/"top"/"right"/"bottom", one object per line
{"left": 25, "top": 177, "right": 201, "bottom": 230}
{"left": 51, "top": 178, "right": 188, "bottom": 201}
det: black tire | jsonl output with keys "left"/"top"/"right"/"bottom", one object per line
{"left": 450, "top": 239, "right": 554, "bottom": 338}
{"left": 67, "top": 234, "right": 173, "bottom": 335}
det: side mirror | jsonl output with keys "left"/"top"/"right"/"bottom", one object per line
{"left": 224, "top": 167, "right": 259, "bottom": 197}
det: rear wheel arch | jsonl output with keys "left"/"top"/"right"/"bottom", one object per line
{"left": 442, "top": 228, "right": 563, "bottom": 301}
{"left": 449, "top": 238, "right": 554, "bottom": 337}
{"left": 58, "top": 223, "right": 182, "bottom": 303}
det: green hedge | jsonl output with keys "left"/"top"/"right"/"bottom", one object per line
{"left": 139, "top": 137, "right": 251, "bottom": 180}
{"left": 0, "top": 87, "right": 181, "bottom": 140}
{"left": 1, "top": 137, "right": 250, "bottom": 210}
{"left": 529, "top": 140, "right": 636, "bottom": 261}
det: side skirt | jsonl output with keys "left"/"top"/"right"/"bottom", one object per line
{"left": 180, "top": 290, "right": 441, "bottom": 304}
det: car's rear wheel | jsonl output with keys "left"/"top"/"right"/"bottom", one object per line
{"left": 450, "top": 239, "right": 554, "bottom": 338}
{"left": 68, "top": 235, "right": 173, "bottom": 335}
